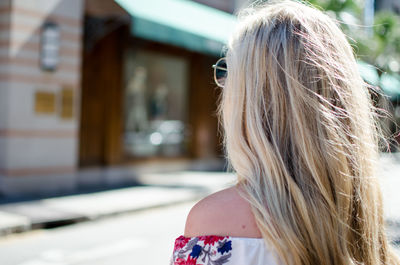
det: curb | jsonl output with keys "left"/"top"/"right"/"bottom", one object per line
{"left": 0, "top": 186, "right": 207, "bottom": 237}
{"left": 0, "top": 212, "right": 31, "bottom": 236}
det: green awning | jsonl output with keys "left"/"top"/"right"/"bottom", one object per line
{"left": 357, "top": 60, "right": 380, "bottom": 86}
{"left": 115, "top": 0, "right": 237, "bottom": 56}
{"left": 380, "top": 73, "right": 400, "bottom": 101}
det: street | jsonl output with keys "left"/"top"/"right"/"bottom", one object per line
{"left": 0, "top": 154, "right": 399, "bottom": 265}
{"left": 0, "top": 195, "right": 399, "bottom": 265}
{"left": 0, "top": 201, "right": 196, "bottom": 265}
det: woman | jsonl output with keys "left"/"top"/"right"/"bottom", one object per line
{"left": 170, "top": 0, "right": 400, "bottom": 264}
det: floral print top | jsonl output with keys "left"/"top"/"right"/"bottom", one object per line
{"left": 170, "top": 235, "right": 281, "bottom": 265}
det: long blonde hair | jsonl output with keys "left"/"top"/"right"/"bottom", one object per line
{"left": 219, "top": 1, "right": 399, "bottom": 264}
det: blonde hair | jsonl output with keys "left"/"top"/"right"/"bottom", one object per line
{"left": 218, "top": 1, "right": 399, "bottom": 264}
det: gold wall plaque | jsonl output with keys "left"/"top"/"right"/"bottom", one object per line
{"left": 60, "top": 87, "right": 74, "bottom": 119}
{"left": 34, "top": 91, "right": 56, "bottom": 114}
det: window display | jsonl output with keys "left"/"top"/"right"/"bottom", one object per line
{"left": 123, "top": 50, "right": 189, "bottom": 157}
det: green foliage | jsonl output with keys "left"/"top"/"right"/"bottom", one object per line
{"left": 306, "top": 0, "right": 400, "bottom": 74}
{"left": 309, "top": 0, "right": 361, "bottom": 13}
{"left": 374, "top": 12, "right": 400, "bottom": 53}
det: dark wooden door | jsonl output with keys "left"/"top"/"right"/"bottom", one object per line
{"left": 79, "top": 23, "right": 125, "bottom": 167}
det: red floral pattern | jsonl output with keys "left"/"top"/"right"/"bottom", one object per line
{"left": 174, "top": 257, "right": 198, "bottom": 265}
{"left": 174, "top": 235, "right": 191, "bottom": 251}
{"left": 199, "top": 235, "right": 225, "bottom": 246}
{"left": 170, "top": 235, "right": 233, "bottom": 265}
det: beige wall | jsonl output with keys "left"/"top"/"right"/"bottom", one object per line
{"left": 192, "top": 0, "right": 254, "bottom": 14}
{"left": 192, "top": 0, "right": 235, "bottom": 13}
{"left": 0, "top": 1, "right": 11, "bottom": 172}
{"left": 0, "top": 0, "right": 84, "bottom": 196}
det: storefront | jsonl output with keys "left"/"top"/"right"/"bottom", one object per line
{"left": 79, "top": 0, "right": 237, "bottom": 167}
{"left": 0, "top": 0, "right": 237, "bottom": 198}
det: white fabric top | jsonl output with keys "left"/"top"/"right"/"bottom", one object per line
{"left": 170, "top": 235, "right": 281, "bottom": 265}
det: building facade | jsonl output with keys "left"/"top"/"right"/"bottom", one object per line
{"left": 0, "top": 0, "right": 239, "bottom": 198}
{"left": 0, "top": 0, "right": 84, "bottom": 197}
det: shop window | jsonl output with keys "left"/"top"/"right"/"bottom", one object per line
{"left": 123, "top": 49, "right": 189, "bottom": 158}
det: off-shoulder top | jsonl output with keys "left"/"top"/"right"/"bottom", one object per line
{"left": 170, "top": 235, "right": 281, "bottom": 265}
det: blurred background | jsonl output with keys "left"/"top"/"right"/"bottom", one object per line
{"left": 0, "top": 0, "right": 399, "bottom": 264}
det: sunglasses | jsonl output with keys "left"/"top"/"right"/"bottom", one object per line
{"left": 212, "top": 57, "right": 227, "bottom": 88}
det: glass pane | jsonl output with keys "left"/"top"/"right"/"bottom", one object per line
{"left": 123, "top": 49, "right": 189, "bottom": 158}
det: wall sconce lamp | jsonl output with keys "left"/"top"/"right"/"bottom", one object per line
{"left": 40, "top": 22, "right": 60, "bottom": 71}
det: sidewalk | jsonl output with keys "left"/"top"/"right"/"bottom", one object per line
{"left": 0, "top": 153, "right": 399, "bottom": 238}
{"left": 0, "top": 171, "right": 236, "bottom": 236}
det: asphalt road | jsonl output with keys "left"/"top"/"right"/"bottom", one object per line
{"left": 0, "top": 201, "right": 196, "bottom": 265}
{"left": 0, "top": 153, "right": 399, "bottom": 265}
{"left": 1, "top": 199, "right": 399, "bottom": 265}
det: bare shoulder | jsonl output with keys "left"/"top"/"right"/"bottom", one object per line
{"left": 184, "top": 186, "right": 262, "bottom": 238}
